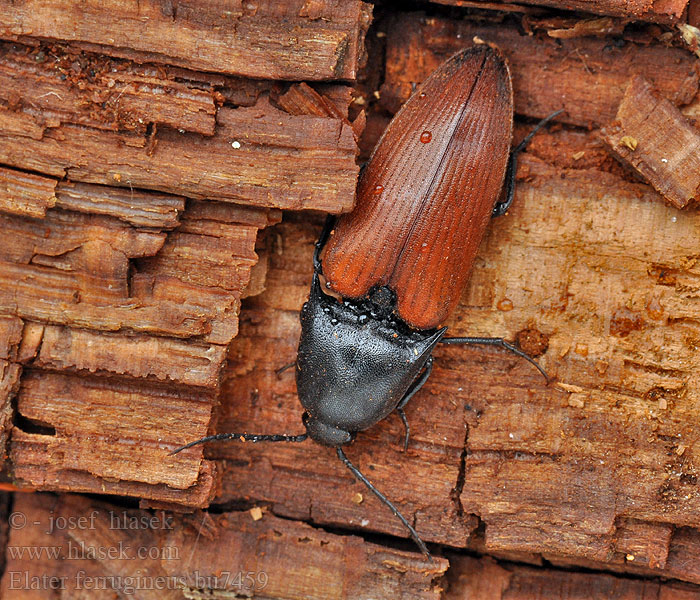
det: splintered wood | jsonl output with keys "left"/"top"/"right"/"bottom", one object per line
{"left": 203, "top": 154, "right": 700, "bottom": 584}
{"left": 0, "top": 1, "right": 372, "bottom": 81}
{"left": 443, "top": 555, "right": 700, "bottom": 599}
{"left": 1, "top": 494, "right": 447, "bottom": 599}
{"left": 431, "top": 0, "right": 691, "bottom": 24}
{"left": 5, "top": 0, "right": 700, "bottom": 596}
{"left": 188, "top": 12, "right": 700, "bottom": 586}
{"left": 602, "top": 75, "right": 700, "bottom": 208}
{"left": 0, "top": 2, "right": 366, "bottom": 511}
{"left": 0, "top": 42, "right": 359, "bottom": 212}
{"left": 379, "top": 14, "right": 699, "bottom": 128}
{"left": 0, "top": 177, "right": 275, "bottom": 506}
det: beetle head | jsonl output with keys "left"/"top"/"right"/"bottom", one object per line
{"left": 302, "top": 412, "right": 354, "bottom": 446}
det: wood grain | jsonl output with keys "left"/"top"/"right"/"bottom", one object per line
{"left": 601, "top": 75, "right": 700, "bottom": 209}
{"left": 0, "top": 41, "right": 217, "bottom": 136}
{"left": 185, "top": 127, "right": 700, "bottom": 581}
{"left": 1, "top": 493, "right": 447, "bottom": 599}
{"left": 0, "top": 0, "right": 372, "bottom": 81}
{"left": 431, "top": 0, "right": 691, "bottom": 23}
{"left": 380, "top": 14, "right": 699, "bottom": 129}
{"left": 444, "top": 554, "right": 700, "bottom": 599}
{"left": 0, "top": 0, "right": 364, "bottom": 512}
{"left": 0, "top": 100, "right": 359, "bottom": 212}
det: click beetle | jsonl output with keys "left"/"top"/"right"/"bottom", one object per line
{"left": 174, "top": 44, "right": 560, "bottom": 559}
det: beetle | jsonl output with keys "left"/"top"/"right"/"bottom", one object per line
{"left": 174, "top": 44, "right": 560, "bottom": 559}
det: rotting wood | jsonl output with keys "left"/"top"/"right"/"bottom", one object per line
{"left": 0, "top": 160, "right": 284, "bottom": 505}
{"left": 187, "top": 123, "right": 700, "bottom": 582}
{"left": 1, "top": 493, "right": 447, "bottom": 599}
{"left": 0, "top": 166, "right": 56, "bottom": 218}
{"left": 431, "top": 0, "right": 691, "bottom": 24}
{"left": 277, "top": 82, "right": 349, "bottom": 121}
{"left": 0, "top": 0, "right": 365, "bottom": 511}
{"left": 380, "top": 14, "right": 699, "bottom": 128}
{"left": 0, "top": 0, "right": 372, "bottom": 82}
{"left": 13, "top": 371, "right": 214, "bottom": 490}
{"left": 164, "top": 8, "right": 700, "bottom": 580}
{"left": 443, "top": 554, "right": 700, "bottom": 599}
{"left": 527, "top": 15, "right": 626, "bottom": 38}
{"left": 601, "top": 75, "right": 700, "bottom": 208}
{"left": 0, "top": 100, "right": 359, "bottom": 212}
{"left": 32, "top": 327, "right": 228, "bottom": 389}
{"left": 0, "top": 41, "right": 218, "bottom": 136}
{"left": 5, "top": 0, "right": 700, "bottom": 594}
{"left": 0, "top": 40, "right": 361, "bottom": 212}
{"left": 54, "top": 181, "right": 184, "bottom": 229}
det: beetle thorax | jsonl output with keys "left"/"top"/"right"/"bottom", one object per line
{"left": 295, "top": 274, "right": 446, "bottom": 445}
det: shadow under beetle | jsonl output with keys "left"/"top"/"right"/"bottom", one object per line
{"left": 173, "top": 45, "right": 561, "bottom": 560}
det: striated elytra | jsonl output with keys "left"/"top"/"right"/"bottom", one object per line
{"left": 174, "top": 45, "right": 558, "bottom": 560}
{"left": 323, "top": 45, "right": 513, "bottom": 330}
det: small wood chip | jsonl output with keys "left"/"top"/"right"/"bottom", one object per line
{"left": 620, "top": 136, "right": 638, "bottom": 151}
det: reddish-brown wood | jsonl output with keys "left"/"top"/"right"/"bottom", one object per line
{"left": 444, "top": 554, "right": 700, "bottom": 599}
{"left": 193, "top": 129, "right": 700, "bottom": 583}
{"left": 0, "top": 0, "right": 372, "bottom": 81}
{"left": 0, "top": 42, "right": 218, "bottom": 136}
{"left": 0, "top": 99, "right": 359, "bottom": 212}
{"left": 380, "top": 14, "right": 699, "bottom": 129}
{"left": 601, "top": 75, "right": 700, "bottom": 208}
{"left": 324, "top": 46, "right": 513, "bottom": 329}
{"left": 5, "top": 0, "right": 700, "bottom": 596}
{"left": 432, "top": 0, "right": 691, "bottom": 24}
{"left": 0, "top": 40, "right": 361, "bottom": 212}
{"left": 0, "top": 167, "right": 56, "bottom": 218}
{"left": 1, "top": 493, "right": 447, "bottom": 599}
{"left": 0, "top": 0, "right": 365, "bottom": 515}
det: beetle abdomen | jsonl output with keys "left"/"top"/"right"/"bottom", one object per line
{"left": 323, "top": 46, "right": 514, "bottom": 330}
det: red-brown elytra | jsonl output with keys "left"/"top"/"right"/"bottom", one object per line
{"left": 173, "top": 44, "right": 561, "bottom": 560}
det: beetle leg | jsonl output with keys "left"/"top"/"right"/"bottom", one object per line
{"left": 441, "top": 336, "right": 549, "bottom": 382}
{"left": 395, "top": 356, "right": 434, "bottom": 451}
{"left": 274, "top": 361, "right": 295, "bottom": 377}
{"left": 336, "top": 446, "right": 432, "bottom": 561}
{"left": 493, "top": 109, "right": 564, "bottom": 217}
{"left": 396, "top": 409, "right": 410, "bottom": 452}
{"left": 313, "top": 214, "right": 337, "bottom": 274}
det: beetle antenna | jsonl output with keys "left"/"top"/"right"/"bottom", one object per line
{"left": 336, "top": 447, "right": 432, "bottom": 561}
{"left": 170, "top": 432, "right": 308, "bottom": 455}
{"left": 441, "top": 336, "right": 549, "bottom": 382}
